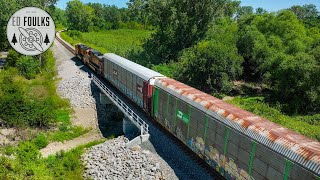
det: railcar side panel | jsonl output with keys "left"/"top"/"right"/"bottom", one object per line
{"left": 127, "top": 71, "right": 133, "bottom": 100}
{"left": 103, "top": 57, "right": 145, "bottom": 109}
{"left": 151, "top": 83, "right": 320, "bottom": 180}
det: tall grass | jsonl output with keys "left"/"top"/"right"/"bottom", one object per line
{"left": 60, "top": 29, "right": 151, "bottom": 57}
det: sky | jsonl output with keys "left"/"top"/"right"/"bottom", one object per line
{"left": 56, "top": 0, "right": 320, "bottom": 12}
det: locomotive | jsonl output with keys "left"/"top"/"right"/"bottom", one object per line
{"left": 74, "top": 43, "right": 320, "bottom": 180}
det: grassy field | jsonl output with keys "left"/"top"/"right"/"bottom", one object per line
{"left": 60, "top": 29, "right": 152, "bottom": 57}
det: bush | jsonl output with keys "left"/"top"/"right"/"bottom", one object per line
{"left": 176, "top": 19, "right": 243, "bottom": 93}
{"left": 5, "top": 49, "right": 21, "bottom": 68}
{"left": 16, "top": 141, "right": 40, "bottom": 163}
{"left": 0, "top": 92, "right": 55, "bottom": 127}
{"left": 16, "top": 55, "right": 41, "bottom": 79}
{"left": 33, "top": 133, "right": 49, "bottom": 149}
{"left": 177, "top": 39, "right": 243, "bottom": 93}
{"left": 151, "top": 62, "right": 178, "bottom": 78}
{"left": 66, "top": 30, "right": 82, "bottom": 38}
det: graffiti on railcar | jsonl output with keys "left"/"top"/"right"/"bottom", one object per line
{"left": 187, "top": 136, "right": 252, "bottom": 180}
{"left": 164, "top": 118, "right": 172, "bottom": 130}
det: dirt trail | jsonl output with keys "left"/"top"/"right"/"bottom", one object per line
{"left": 40, "top": 38, "right": 104, "bottom": 157}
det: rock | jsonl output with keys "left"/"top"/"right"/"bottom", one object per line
{"left": 0, "top": 128, "right": 15, "bottom": 136}
{"left": 82, "top": 136, "right": 178, "bottom": 180}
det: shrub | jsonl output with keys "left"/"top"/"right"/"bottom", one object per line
{"left": 5, "top": 49, "right": 21, "bottom": 68}
{"left": 33, "top": 133, "right": 49, "bottom": 149}
{"left": 16, "top": 56, "right": 41, "bottom": 79}
{"left": 66, "top": 30, "right": 82, "bottom": 38}
{"left": 16, "top": 141, "right": 40, "bottom": 163}
{"left": 177, "top": 39, "right": 243, "bottom": 93}
{"left": 176, "top": 19, "right": 243, "bottom": 93}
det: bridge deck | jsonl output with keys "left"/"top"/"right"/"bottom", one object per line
{"left": 92, "top": 75, "right": 149, "bottom": 135}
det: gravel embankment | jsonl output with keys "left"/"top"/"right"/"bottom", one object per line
{"left": 82, "top": 136, "right": 178, "bottom": 180}
{"left": 57, "top": 70, "right": 96, "bottom": 108}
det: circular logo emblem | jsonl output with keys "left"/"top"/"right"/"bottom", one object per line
{"left": 7, "top": 7, "right": 55, "bottom": 56}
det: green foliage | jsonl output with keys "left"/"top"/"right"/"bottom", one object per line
{"left": 269, "top": 53, "right": 320, "bottom": 113}
{"left": 5, "top": 49, "right": 20, "bottom": 67}
{"left": 16, "top": 141, "right": 40, "bottom": 163}
{"left": 289, "top": 4, "right": 318, "bottom": 21}
{"left": 227, "top": 96, "right": 320, "bottom": 141}
{"left": 0, "top": 49, "right": 70, "bottom": 128}
{"left": 151, "top": 62, "right": 178, "bottom": 78}
{"left": 0, "top": 140, "right": 104, "bottom": 179}
{"left": 142, "top": 0, "right": 229, "bottom": 64}
{"left": 32, "top": 133, "right": 49, "bottom": 149}
{"left": 16, "top": 56, "right": 41, "bottom": 79}
{"left": 48, "top": 126, "right": 89, "bottom": 142}
{"left": 176, "top": 19, "right": 243, "bottom": 93}
{"left": 236, "top": 6, "right": 254, "bottom": 18}
{"left": 65, "top": 0, "right": 95, "bottom": 32}
{"left": 65, "top": 30, "right": 82, "bottom": 38}
{"left": 236, "top": 10, "right": 320, "bottom": 113}
{"left": 50, "top": 7, "right": 68, "bottom": 28}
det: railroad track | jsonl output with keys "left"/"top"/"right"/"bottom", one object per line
{"left": 55, "top": 31, "right": 224, "bottom": 180}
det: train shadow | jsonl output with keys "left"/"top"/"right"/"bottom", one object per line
{"left": 69, "top": 56, "right": 124, "bottom": 138}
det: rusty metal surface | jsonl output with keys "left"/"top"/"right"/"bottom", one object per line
{"left": 155, "top": 77, "right": 320, "bottom": 175}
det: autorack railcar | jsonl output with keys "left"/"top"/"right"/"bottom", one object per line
{"left": 152, "top": 78, "right": 320, "bottom": 180}
{"left": 102, "top": 53, "right": 164, "bottom": 111}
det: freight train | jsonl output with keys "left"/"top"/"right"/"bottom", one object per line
{"left": 74, "top": 43, "right": 320, "bottom": 180}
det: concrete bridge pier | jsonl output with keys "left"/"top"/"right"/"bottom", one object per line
{"left": 100, "top": 93, "right": 112, "bottom": 105}
{"left": 123, "top": 116, "right": 150, "bottom": 148}
{"left": 123, "top": 116, "right": 139, "bottom": 137}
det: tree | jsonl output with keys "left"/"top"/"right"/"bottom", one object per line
{"left": 11, "top": 33, "right": 17, "bottom": 45}
{"left": 65, "top": 0, "right": 94, "bottom": 32}
{"left": 44, "top": 33, "right": 50, "bottom": 45}
{"left": 236, "top": 6, "right": 253, "bottom": 18}
{"left": 256, "top": 7, "right": 267, "bottom": 15}
{"left": 50, "top": 7, "right": 68, "bottom": 28}
{"left": 236, "top": 10, "right": 320, "bottom": 113}
{"left": 269, "top": 53, "right": 319, "bottom": 113}
{"left": 289, "top": 4, "right": 318, "bottom": 20}
{"left": 143, "top": 0, "right": 229, "bottom": 64}
{"left": 289, "top": 4, "right": 320, "bottom": 28}
{"left": 5, "top": 49, "right": 21, "bottom": 68}
{"left": 127, "top": 0, "right": 150, "bottom": 25}
{"left": 176, "top": 19, "right": 243, "bottom": 93}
